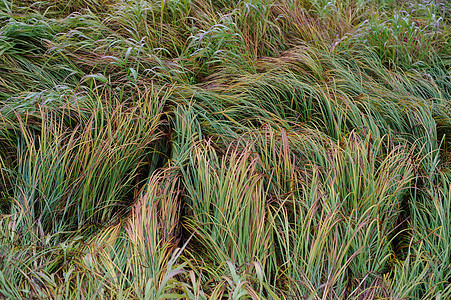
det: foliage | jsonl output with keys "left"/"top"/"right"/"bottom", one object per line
{"left": 1, "top": 0, "right": 451, "bottom": 298}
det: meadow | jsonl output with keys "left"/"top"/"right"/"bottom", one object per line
{"left": 0, "top": 0, "right": 451, "bottom": 298}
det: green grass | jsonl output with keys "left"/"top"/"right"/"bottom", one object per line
{"left": 1, "top": 0, "right": 451, "bottom": 298}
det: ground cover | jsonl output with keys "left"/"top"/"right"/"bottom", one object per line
{"left": 1, "top": 0, "right": 451, "bottom": 298}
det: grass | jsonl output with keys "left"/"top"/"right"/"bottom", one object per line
{"left": 1, "top": 0, "right": 451, "bottom": 298}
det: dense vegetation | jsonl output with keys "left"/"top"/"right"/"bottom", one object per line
{"left": 1, "top": 0, "right": 451, "bottom": 298}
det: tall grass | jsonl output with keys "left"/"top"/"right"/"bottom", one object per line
{"left": 1, "top": 0, "right": 451, "bottom": 298}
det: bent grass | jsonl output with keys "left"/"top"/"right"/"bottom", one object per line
{"left": 1, "top": 0, "right": 451, "bottom": 298}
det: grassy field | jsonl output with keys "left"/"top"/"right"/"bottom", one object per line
{"left": 1, "top": 0, "right": 451, "bottom": 298}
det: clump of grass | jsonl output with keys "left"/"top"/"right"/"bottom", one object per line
{"left": 1, "top": 84, "right": 168, "bottom": 236}
{"left": 182, "top": 140, "right": 276, "bottom": 277}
